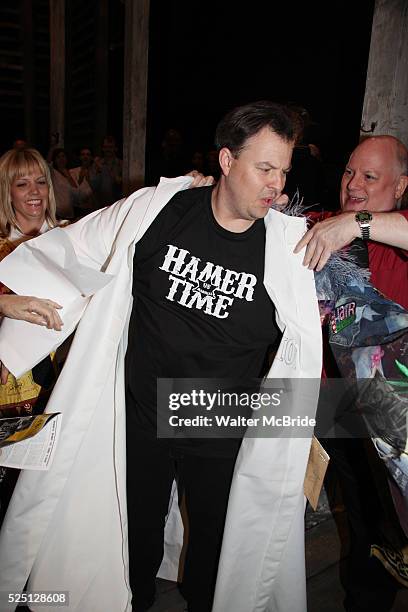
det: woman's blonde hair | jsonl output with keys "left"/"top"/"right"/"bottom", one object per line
{"left": 0, "top": 148, "right": 57, "bottom": 237}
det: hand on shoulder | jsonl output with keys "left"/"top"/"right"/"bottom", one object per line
{"left": 185, "top": 170, "right": 216, "bottom": 188}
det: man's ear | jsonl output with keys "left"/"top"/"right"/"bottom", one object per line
{"left": 396, "top": 175, "right": 408, "bottom": 200}
{"left": 218, "top": 148, "right": 234, "bottom": 176}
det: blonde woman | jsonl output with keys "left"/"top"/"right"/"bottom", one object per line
{"left": 0, "top": 146, "right": 64, "bottom": 386}
{"left": 0, "top": 148, "right": 64, "bottom": 522}
{"left": 0, "top": 147, "right": 58, "bottom": 240}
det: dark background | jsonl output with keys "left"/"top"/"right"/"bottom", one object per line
{"left": 0, "top": 0, "right": 375, "bottom": 198}
{"left": 145, "top": 1, "right": 374, "bottom": 167}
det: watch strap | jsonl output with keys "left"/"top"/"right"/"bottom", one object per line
{"left": 355, "top": 211, "right": 372, "bottom": 241}
{"left": 359, "top": 224, "right": 370, "bottom": 240}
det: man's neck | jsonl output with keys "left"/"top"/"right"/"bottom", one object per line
{"left": 211, "top": 182, "right": 255, "bottom": 233}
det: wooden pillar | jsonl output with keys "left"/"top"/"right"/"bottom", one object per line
{"left": 94, "top": 0, "right": 109, "bottom": 154}
{"left": 122, "top": 0, "right": 150, "bottom": 194}
{"left": 22, "top": 0, "right": 35, "bottom": 146}
{"left": 49, "top": 0, "right": 66, "bottom": 147}
{"left": 360, "top": 0, "right": 408, "bottom": 144}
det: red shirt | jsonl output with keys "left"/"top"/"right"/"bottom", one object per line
{"left": 367, "top": 209, "right": 408, "bottom": 309}
{"left": 310, "top": 209, "right": 408, "bottom": 309}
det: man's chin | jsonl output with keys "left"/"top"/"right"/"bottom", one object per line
{"left": 253, "top": 207, "right": 269, "bottom": 219}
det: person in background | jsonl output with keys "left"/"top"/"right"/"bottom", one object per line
{"left": 12, "top": 138, "right": 28, "bottom": 152}
{"left": 159, "top": 128, "right": 188, "bottom": 177}
{"left": 70, "top": 147, "right": 100, "bottom": 215}
{"left": 45, "top": 131, "right": 61, "bottom": 164}
{"left": 190, "top": 150, "right": 206, "bottom": 174}
{"left": 295, "top": 135, "right": 408, "bottom": 612}
{"left": 283, "top": 105, "right": 327, "bottom": 211}
{"left": 50, "top": 148, "right": 93, "bottom": 219}
{"left": 93, "top": 136, "right": 123, "bottom": 207}
{"left": 148, "top": 128, "right": 189, "bottom": 185}
{"left": 205, "top": 148, "right": 221, "bottom": 181}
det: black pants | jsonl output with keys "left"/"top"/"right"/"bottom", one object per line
{"left": 321, "top": 438, "right": 401, "bottom": 612}
{"left": 126, "top": 432, "right": 238, "bottom": 612}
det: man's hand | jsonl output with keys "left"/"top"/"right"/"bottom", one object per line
{"left": 185, "top": 170, "right": 215, "bottom": 187}
{"left": 294, "top": 212, "right": 358, "bottom": 271}
{"left": 0, "top": 295, "right": 63, "bottom": 331}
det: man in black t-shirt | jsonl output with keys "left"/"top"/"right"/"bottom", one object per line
{"left": 125, "top": 101, "right": 301, "bottom": 612}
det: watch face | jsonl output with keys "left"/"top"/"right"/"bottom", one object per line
{"left": 355, "top": 210, "right": 372, "bottom": 222}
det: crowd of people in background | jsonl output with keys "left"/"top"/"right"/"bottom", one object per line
{"left": 8, "top": 135, "right": 124, "bottom": 221}
{"left": 6, "top": 105, "right": 352, "bottom": 224}
{"left": 8, "top": 129, "right": 225, "bottom": 222}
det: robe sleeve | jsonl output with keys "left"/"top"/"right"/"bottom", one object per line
{"left": 62, "top": 186, "right": 155, "bottom": 269}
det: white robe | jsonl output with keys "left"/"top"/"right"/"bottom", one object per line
{"left": 0, "top": 177, "right": 322, "bottom": 612}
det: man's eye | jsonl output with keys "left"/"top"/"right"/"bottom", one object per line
{"left": 365, "top": 174, "right": 376, "bottom": 180}
{"left": 344, "top": 169, "right": 353, "bottom": 176}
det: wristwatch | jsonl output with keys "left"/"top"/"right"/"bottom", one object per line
{"left": 355, "top": 210, "right": 372, "bottom": 240}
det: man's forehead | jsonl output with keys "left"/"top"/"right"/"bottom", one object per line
{"left": 348, "top": 139, "right": 398, "bottom": 169}
{"left": 246, "top": 127, "right": 291, "bottom": 145}
{"left": 242, "top": 129, "right": 293, "bottom": 157}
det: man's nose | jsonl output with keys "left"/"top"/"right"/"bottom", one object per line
{"left": 266, "top": 172, "right": 285, "bottom": 193}
{"left": 347, "top": 172, "right": 363, "bottom": 190}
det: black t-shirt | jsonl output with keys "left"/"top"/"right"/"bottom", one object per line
{"left": 125, "top": 186, "right": 279, "bottom": 454}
